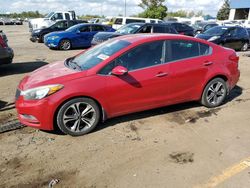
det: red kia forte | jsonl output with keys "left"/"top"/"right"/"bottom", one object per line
{"left": 15, "top": 34, "right": 240, "bottom": 136}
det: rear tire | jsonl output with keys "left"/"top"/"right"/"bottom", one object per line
{"left": 56, "top": 98, "right": 100, "bottom": 136}
{"left": 59, "top": 39, "right": 71, "bottom": 50}
{"left": 241, "top": 42, "right": 248, "bottom": 51}
{"left": 201, "top": 78, "right": 227, "bottom": 108}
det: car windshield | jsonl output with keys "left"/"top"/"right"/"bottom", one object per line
{"left": 66, "top": 24, "right": 81, "bottom": 32}
{"left": 204, "top": 26, "right": 228, "bottom": 36}
{"left": 116, "top": 23, "right": 142, "bottom": 34}
{"left": 71, "top": 39, "right": 131, "bottom": 70}
{"left": 45, "top": 12, "right": 54, "bottom": 18}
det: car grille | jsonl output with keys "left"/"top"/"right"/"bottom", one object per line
{"left": 15, "top": 89, "right": 21, "bottom": 100}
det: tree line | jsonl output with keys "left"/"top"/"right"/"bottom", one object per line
{"left": 0, "top": 0, "right": 230, "bottom": 20}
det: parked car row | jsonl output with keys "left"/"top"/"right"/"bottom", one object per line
{"left": 27, "top": 16, "right": 250, "bottom": 52}
{"left": 0, "top": 30, "right": 14, "bottom": 65}
{"left": 0, "top": 18, "right": 23, "bottom": 25}
{"left": 196, "top": 26, "right": 249, "bottom": 51}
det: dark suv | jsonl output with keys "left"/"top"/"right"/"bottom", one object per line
{"left": 196, "top": 26, "right": 249, "bottom": 51}
{"left": 164, "top": 22, "right": 194, "bottom": 36}
{"left": 30, "top": 20, "right": 87, "bottom": 43}
{"left": 0, "top": 30, "right": 14, "bottom": 65}
{"left": 91, "top": 23, "right": 178, "bottom": 45}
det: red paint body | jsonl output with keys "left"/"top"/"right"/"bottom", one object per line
{"left": 16, "top": 34, "right": 240, "bottom": 130}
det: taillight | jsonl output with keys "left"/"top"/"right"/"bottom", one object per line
{"left": 229, "top": 53, "right": 239, "bottom": 62}
{"left": 0, "top": 36, "right": 7, "bottom": 48}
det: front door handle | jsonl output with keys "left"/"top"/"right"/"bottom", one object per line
{"left": 156, "top": 72, "right": 168, "bottom": 77}
{"left": 203, "top": 61, "right": 213, "bottom": 66}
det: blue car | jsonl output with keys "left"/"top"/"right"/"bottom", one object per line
{"left": 44, "top": 23, "right": 115, "bottom": 50}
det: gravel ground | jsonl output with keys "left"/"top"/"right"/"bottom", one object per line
{"left": 1, "top": 24, "right": 250, "bottom": 188}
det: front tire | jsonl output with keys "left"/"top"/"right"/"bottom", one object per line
{"left": 59, "top": 39, "right": 71, "bottom": 50}
{"left": 201, "top": 78, "right": 227, "bottom": 108}
{"left": 57, "top": 98, "right": 100, "bottom": 136}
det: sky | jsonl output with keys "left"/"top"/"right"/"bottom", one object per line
{"left": 0, "top": 0, "right": 224, "bottom": 16}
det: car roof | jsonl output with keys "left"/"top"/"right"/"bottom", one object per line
{"left": 117, "top": 33, "right": 209, "bottom": 44}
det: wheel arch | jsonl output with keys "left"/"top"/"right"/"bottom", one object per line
{"left": 53, "top": 95, "right": 107, "bottom": 130}
{"left": 200, "top": 74, "right": 229, "bottom": 100}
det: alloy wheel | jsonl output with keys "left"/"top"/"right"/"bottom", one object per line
{"left": 60, "top": 40, "right": 71, "bottom": 50}
{"left": 62, "top": 102, "right": 96, "bottom": 133}
{"left": 206, "top": 81, "right": 226, "bottom": 106}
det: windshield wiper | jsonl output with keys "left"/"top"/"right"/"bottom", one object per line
{"left": 67, "top": 58, "right": 82, "bottom": 71}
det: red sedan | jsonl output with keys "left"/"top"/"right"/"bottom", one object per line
{"left": 15, "top": 34, "right": 240, "bottom": 136}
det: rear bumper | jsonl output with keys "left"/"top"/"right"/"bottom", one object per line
{"left": 0, "top": 47, "right": 14, "bottom": 64}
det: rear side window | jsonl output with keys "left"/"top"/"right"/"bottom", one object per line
{"left": 150, "top": 20, "right": 156, "bottom": 23}
{"left": 199, "top": 43, "right": 211, "bottom": 55}
{"left": 166, "top": 40, "right": 211, "bottom": 62}
{"left": 65, "top": 13, "right": 70, "bottom": 20}
{"left": 91, "top": 25, "right": 105, "bottom": 31}
{"left": 126, "top": 19, "right": 145, "bottom": 24}
{"left": 236, "top": 28, "right": 248, "bottom": 37}
{"left": 166, "top": 40, "right": 199, "bottom": 62}
{"left": 138, "top": 26, "right": 152, "bottom": 33}
{"left": 114, "top": 18, "right": 123, "bottom": 25}
{"left": 153, "top": 26, "right": 166, "bottom": 33}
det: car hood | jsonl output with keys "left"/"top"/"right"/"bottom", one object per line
{"left": 45, "top": 31, "right": 70, "bottom": 37}
{"left": 19, "top": 61, "right": 84, "bottom": 90}
{"left": 94, "top": 32, "right": 123, "bottom": 40}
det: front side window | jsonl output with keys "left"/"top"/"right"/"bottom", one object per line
{"left": 114, "top": 18, "right": 123, "bottom": 25}
{"left": 99, "top": 41, "right": 164, "bottom": 74}
{"left": 51, "top": 21, "right": 65, "bottom": 29}
{"left": 52, "top": 13, "right": 63, "bottom": 20}
{"left": 80, "top": 26, "right": 91, "bottom": 32}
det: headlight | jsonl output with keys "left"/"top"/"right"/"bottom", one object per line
{"left": 33, "top": 29, "right": 41, "bottom": 33}
{"left": 50, "top": 36, "right": 60, "bottom": 40}
{"left": 208, "top": 36, "right": 220, "bottom": 41}
{"left": 21, "top": 84, "right": 63, "bottom": 100}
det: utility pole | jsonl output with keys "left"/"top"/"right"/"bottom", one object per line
{"left": 124, "top": 0, "right": 127, "bottom": 17}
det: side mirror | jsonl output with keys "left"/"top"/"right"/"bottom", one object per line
{"left": 76, "top": 30, "right": 81, "bottom": 34}
{"left": 111, "top": 66, "right": 128, "bottom": 76}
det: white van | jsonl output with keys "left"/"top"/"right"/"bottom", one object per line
{"left": 112, "top": 17, "right": 164, "bottom": 30}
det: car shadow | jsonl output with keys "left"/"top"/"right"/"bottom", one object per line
{"left": 42, "top": 85, "right": 243, "bottom": 136}
{"left": 0, "top": 61, "right": 48, "bottom": 77}
{"left": 95, "top": 85, "right": 243, "bottom": 133}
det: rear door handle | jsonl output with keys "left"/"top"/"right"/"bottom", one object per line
{"left": 156, "top": 72, "right": 168, "bottom": 77}
{"left": 203, "top": 61, "right": 213, "bottom": 66}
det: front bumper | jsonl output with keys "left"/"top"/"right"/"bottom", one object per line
{"left": 44, "top": 38, "right": 60, "bottom": 48}
{"left": 30, "top": 34, "right": 39, "bottom": 42}
{"left": 15, "top": 94, "right": 55, "bottom": 130}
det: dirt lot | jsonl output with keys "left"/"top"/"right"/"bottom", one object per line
{"left": 1, "top": 24, "right": 250, "bottom": 188}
